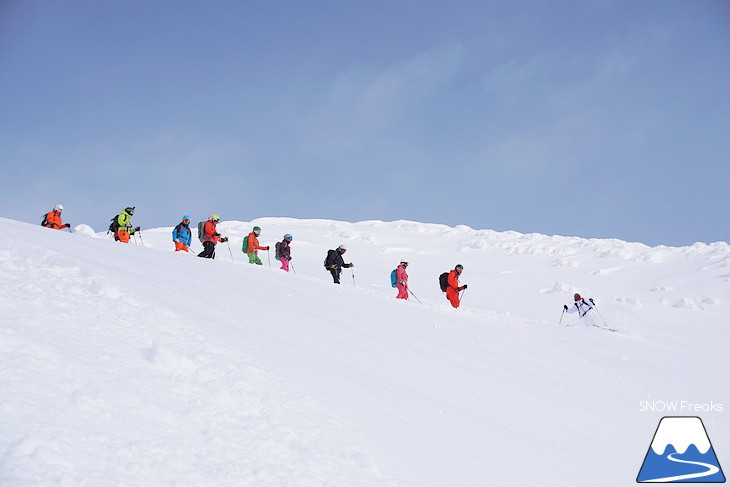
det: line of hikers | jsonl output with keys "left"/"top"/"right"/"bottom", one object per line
{"left": 41, "top": 204, "right": 600, "bottom": 321}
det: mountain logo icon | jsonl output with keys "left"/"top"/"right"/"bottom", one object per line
{"left": 637, "top": 416, "right": 726, "bottom": 483}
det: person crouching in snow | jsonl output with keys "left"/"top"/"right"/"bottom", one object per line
{"left": 42, "top": 204, "right": 71, "bottom": 230}
{"left": 172, "top": 215, "right": 192, "bottom": 252}
{"left": 396, "top": 261, "right": 409, "bottom": 299}
{"left": 245, "top": 226, "right": 269, "bottom": 265}
{"left": 563, "top": 293, "right": 602, "bottom": 327}
{"left": 277, "top": 234, "right": 293, "bottom": 272}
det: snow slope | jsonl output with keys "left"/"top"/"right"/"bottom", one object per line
{"left": 1, "top": 216, "right": 728, "bottom": 486}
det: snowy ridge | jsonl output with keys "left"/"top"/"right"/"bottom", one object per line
{"left": 1, "top": 216, "right": 728, "bottom": 486}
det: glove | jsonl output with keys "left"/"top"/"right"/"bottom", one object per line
{"left": 589, "top": 298, "right": 595, "bottom": 305}
{"left": 213, "top": 232, "right": 221, "bottom": 237}
{"left": 563, "top": 305, "right": 568, "bottom": 311}
{"left": 64, "top": 223, "right": 71, "bottom": 228}
{"left": 400, "top": 280, "right": 406, "bottom": 285}
{"left": 460, "top": 284, "right": 468, "bottom": 290}
{"left": 220, "top": 237, "right": 229, "bottom": 242}
{"left": 265, "top": 246, "right": 270, "bottom": 250}
{"left": 350, "top": 263, "right": 355, "bottom": 268}
{"left": 134, "top": 226, "right": 141, "bottom": 232}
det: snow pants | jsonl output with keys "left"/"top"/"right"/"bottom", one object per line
{"left": 330, "top": 268, "right": 341, "bottom": 284}
{"left": 396, "top": 283, "right": 408, "bottom": 299}
{"left": 247, "top": 252, "right": 263, "bottom": 265}
{"left": 581, "top": 308, "right": 602, "bottom": 327}
{"left": 174, "top": 241, "right": 189, "bottom": 252}
{"left": 198, "top": 241, "right": 216, "bottom": 259}
{"left": 117, "top": 229, "right": 130, "bottom": 244}
{"left": 446, "top": 287, "right": 461, "bottom": 308}
{"left": 280, "top": 257, "right": 290, "bottom": 272}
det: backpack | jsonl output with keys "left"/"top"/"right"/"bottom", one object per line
{"left": 241, "top": 235, "right": 249, "bottom": 253}
{"left": 108, "top": 215, "right": 120, "bottom": 234}
{"left": 197, "top": 221, "right": 206, "bottom": 243}
{"left": 275, "top": 241, "right": 282, "bottom": 261}
{"left": 390, "top": 269, "right": 398, "bottom": 288}
{"left": 41, "top": 214, "right": 48, "bottom": 227}
{"left": 438, "top": 272, "right": 449, "bottom": 292}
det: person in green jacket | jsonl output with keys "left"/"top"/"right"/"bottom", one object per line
{"left": 113, "top": 207, "right": 140, "bottom": 243}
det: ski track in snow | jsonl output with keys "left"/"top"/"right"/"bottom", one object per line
{"left": 1, "top": 216, "right": 728, "bottom": 486}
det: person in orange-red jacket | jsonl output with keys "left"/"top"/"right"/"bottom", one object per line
{"left": 42, "top": 204, "right": 71, "bottom": 230}
{"left": 446, "top": 264, "right": 467, "bottom": 308}
{"left": 197, "top": 214, "right": 228, "bottom": 259}
{"left": 245, "top": 226, "right": 269, "bottom": 265}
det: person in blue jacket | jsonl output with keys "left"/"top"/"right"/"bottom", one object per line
{"left": 172, "top": 215, "right": 193, "bottom": 252}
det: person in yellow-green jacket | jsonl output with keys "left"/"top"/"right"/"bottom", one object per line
{"left": 112, "top": 207, "right": 140, "bottom": 243}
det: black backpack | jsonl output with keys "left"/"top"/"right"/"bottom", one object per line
{"left": 108, "top": 215, "right": 120, "bottom": 234}
{"left": 438, "top": 272, "right": 449, "bottom": 292}
{"left": 275, "top": 241, "right": 282, "bottom": 261}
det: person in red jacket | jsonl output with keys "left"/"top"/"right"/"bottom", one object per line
{"left": 42, "top": 204, "right": 71, "bottom": 230}
{"left": 446, "top": 264, "right": 467, "bottom": 308}
{"left": 396, "top": 261, "right": 409, "bottom": 299}
{"left": 197, "top": 214, "right": 228, "bottom": 259}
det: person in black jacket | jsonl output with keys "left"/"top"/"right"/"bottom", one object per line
{"left": 324, "top": 244, "right": 354, "bottom": 284}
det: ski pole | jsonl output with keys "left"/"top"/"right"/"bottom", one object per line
{"left": 407, "top": 287, "right": 421, "bottom": 303}
{"left": 138, "top": 231, "right": 145, "bottom": 247}
{"left": 351, "top": 268, "right": 356, "bottom": 287}
{"left": 290, "top": 261, "right": 296, "bottom": 274}
{"left": 226, "top": 241, "right": 234, "bottom": 263}
{"left": 559, "top": 308, "right": 566, "bottom": 325}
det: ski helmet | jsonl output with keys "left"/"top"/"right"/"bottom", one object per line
{"left": 400, "top": 260, "right": 409, "bottom": 267}
{"left": 337, "top": 244, "right": 347, "bottom": 251}
{"left": 574, "top": 293, "right": 581, "bottom": 301}
{"left": 54, "top": 204, "right": 63, "bottom": 212}
{"left": 253, "top": 226, "right": 261, "bottom": 235}
{"left": 209, "top": 214, "right": 220, "bottom": 222}
{"left": 182, "top": 215, "right": 191, "bottom": 222}
{"left": 125, "top": 206, "right": 135, "bottom": 215}
{"left": 284, "top": 233, "right": 293, "bottom": 241}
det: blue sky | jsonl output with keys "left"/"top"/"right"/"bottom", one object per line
{"left": 1, "top": 0, "right": 728, "bottom": 246}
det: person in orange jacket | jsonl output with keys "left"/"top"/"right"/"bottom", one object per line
{"left": 42, "top": 204, "right": 71, "bottom": 230}
{"left": 446, "top": 264, "right": 467, "bottom": 308}
{"left": 197, "top": 214, "right": 228, "bottom": 259}
{"left": 245, "top": 226, "right": 269, "bottom": 265}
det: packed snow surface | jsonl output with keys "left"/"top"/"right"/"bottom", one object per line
{"left": 1, "top": 216, "right": 728, "bottom": 486}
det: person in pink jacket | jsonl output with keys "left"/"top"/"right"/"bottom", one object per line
{"left": 396, "top": 261, "right": 409, "bottom": 299}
